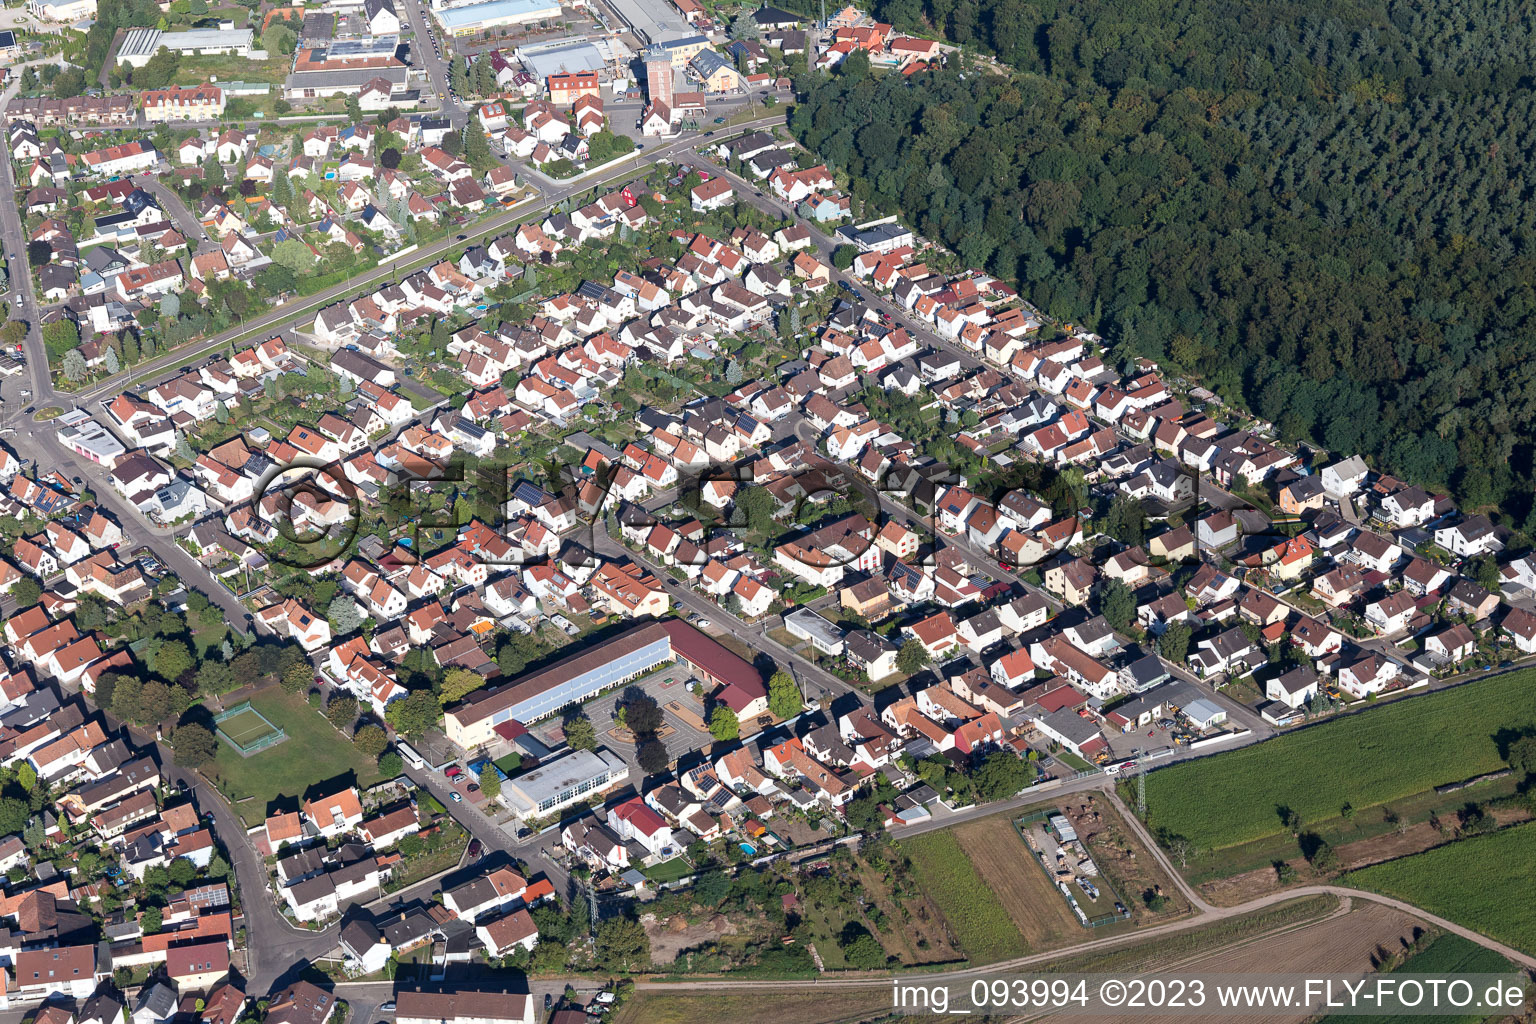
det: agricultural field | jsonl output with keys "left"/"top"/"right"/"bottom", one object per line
{"left": 1043, "top": 902, "right": 1422, "bottom": 1024}
{"left": 1140, "top": 669, "right": 1535, "bottom": 850}
{"left": 951, "top": 814, "right": 1082, "bottom": 949}
{"left": 1343, "top": 821, "right": 1536, "bottom": 956}
{"left": 1036, "top": 895, "right": 1339, "bottom": 974}
{"left": 611, "top": 987, "right": 895, "bottom": 1024}
{"left": 1323, "top": 933, "right": 1515, "bottom": 1024}
{"left": 899, "top": 830, "right": 1027, "bottom": 964}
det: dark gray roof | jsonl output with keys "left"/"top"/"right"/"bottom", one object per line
{"left": 751, "top": 4, "right": 799, "bottom": 24}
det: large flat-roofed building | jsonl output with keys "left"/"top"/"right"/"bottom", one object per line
{"left": 501, "top": 747, "right": 629, "bottom": 818}
{"left": 446, "top": 622, "right": 672, "bottom": 747}
{"left": 444, "top": 619, "right": 766, "bottom": 749}
{"left": 285, "top": 66, "right": 410, "bottom": 100}
{"left": 117, "top": 27, "right": 256, "bottom": 67}
{"left": 519, "top": 38, "right": 608, "bottom": 79}
{"left": 656, "top": 33, "right": 709, "bottom": 68}
{"left": 26, "top": 0, "right": 95, "bottom": 22}
{"left": 838, "top": 220, "right": 916, "bottom": 254}
{"left": 284, "top": 37, "right": 409, "bottom": 97}
{"left": 432, "top": 0, "right": 561, "bottom": 37}
{"left": 784, "top": 608, "right": 846, "bottom": 656}
{"left": 603, "top": 0, "right": 691, "bottom": 45}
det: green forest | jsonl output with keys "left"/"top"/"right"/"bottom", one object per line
{"left": 791, "top": 0, "right": 1536, "bottom": 525}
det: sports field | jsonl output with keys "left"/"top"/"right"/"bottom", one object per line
{"left": 1141, "top": 669, "right": 1536, "bottom": 850}
{"left": 217, "top": 708, "right": 280, "bottom": 748}
{"left": 208, "top": 689, "right": 384, "bottom": 826}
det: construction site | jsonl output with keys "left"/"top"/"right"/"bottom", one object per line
{"left": 1016, "top": 809, "right": 1134, "bottom": 929}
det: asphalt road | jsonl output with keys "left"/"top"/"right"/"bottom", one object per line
{"left": 402, "top": 761, "right": 574, "bottom": 907}
{"left": 692, "top": 143, "right": 1282, "bottom": 733}
{"left": 595, "top": 518, "right": 858, "bottom": 710}
{"left": 399, "top": 0, "right": 460, "bottom": 128}
{"left": 133, "top": 175, "right": 207, "bottom": 243}
{"left": 0, "top": 117, "right": 780, "bottom": 639}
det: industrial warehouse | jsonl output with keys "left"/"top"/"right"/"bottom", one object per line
{"left": 443, "top": 619, "right": 767, "bottom": 750}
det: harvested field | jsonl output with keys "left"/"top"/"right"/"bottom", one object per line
{"left": 613, "top": 988, "right": 895, "bottom": 1024}
{"left": 1037, "top": 895, "right": 1340, "bottom": 974}
{"left": 1038, "top": 902, "right": 1424, "bottom": 1024}
{"left": 1181, "top": 901, "right": 1421, "bottom": 975}
{"left": 951, "top": 815, "right": 1081, "bottom": 950}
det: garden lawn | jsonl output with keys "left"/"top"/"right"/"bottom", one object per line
{"left": 1342, "top": 821, "right": 1536, "bottom": 957}
{"left": 1142, "top": 669, "right": 1536, "bottom": 849}
{"left": 209, "top": 689, "right": 384, "bottom": 826}
{"left": 642, "top": 858, "right": 694, "bottom": 884}
{"left": 900, "top": 830, "right": 1027, "bottom": 964}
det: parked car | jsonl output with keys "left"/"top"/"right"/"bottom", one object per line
{"left": 450, "top": 792, "right": 463, "bottom": 803}
{"left": 468, "top": 839, "right": 482, "bottom": 858}
{"left": 444, "top": 766, "right": 462, "bottom": 778}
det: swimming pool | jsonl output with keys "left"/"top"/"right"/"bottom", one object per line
{"left": 739, "top": 842, "right": 757, "bottom": 856}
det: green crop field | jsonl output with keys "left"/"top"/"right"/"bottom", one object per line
{"left": 1141, "top": 670, "right": 1535, "bottom": 849}
{"left": 1343, "top": 822, "right": 1536, "bottom": 957}
{"left": 1324, "top": 933, "right": 1514, "bottom": 1024}
{"left": 900, "top": 830, "right": 1027, "bottom": 964}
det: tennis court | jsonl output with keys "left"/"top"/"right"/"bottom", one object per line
{"left": 215, "top": 701, "right": 287, "bottom": 756}
{"left": 220, "top": 710, "right": 277, "bottom": 746}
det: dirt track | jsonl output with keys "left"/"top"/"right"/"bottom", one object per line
{"left": 635, "top": 785, "right": 1536, "bottom": 999}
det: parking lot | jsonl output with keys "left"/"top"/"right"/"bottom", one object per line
{"left": 527, "top": 664, "right": 714, "bottom": 777}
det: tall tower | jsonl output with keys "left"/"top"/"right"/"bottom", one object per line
{"left": 644, "top": 45, "right": 673, "bottom": 109}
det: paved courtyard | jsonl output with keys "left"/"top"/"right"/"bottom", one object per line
{"left": 527, "top": 664, "right": 713, "bottom": 777}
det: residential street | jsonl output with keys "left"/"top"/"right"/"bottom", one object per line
{"left": 132, "top": 176, "right": 206, "bottom": 243}
{"left": 402, "top": 762, "right": 574, "bottom": 908}
{"left": 398, "top": 0, "right": 459, "bottom": 127}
